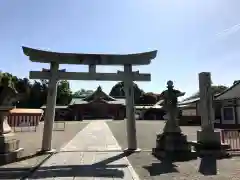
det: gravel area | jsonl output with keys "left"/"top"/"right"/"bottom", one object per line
{"left": 107, "top": 120, "right": 240, "bottom": 180}
{"left": 0, "top": 121, "right": 89, "bottom": 180}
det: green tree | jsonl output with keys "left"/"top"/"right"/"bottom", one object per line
{"left": 0, "top": 71, "right": 75, "bottom": 108}
{"left": 137, "top": 92, "right": 158, "bottom": 105}
{"left": 184, "top": 85, "right": 228, "bottom": 101}
{"left": 56, "top": 80, "right": 72, "bottom": 105}
{"left": 109, "top": 81, "right": 144, "bottom": 103}
{"left": 73, "top": 89, "right": 93, "bottom": 98}
{"left": 0, "top": 72, "right": 14, "bottom": 87}
{"left": 27, "top": 81, "right": 45, "bottom": 108}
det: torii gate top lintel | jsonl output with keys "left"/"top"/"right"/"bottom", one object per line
{"left": 22, "top": 46, "right": 157, "bottom": 65}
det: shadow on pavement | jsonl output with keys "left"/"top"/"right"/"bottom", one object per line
{"left": 0, "top": 167, "right": 30, "bottom": 180}
{"left": 144, "top": 158, "right": 179, "bottom": 176}
{"left": 0, "top": 151, "right": 134, "bottom": 179}
{"left": 0, "top": 152, "right": 51, "bottom": 180}
{"left": 144, "top": 156, "right": 218, "bottom": 176}
{"left": 199, "top": 156, "right": 217, "bottom": 175}
{"left": 0, "top": 151, "right": 47, "bottom": 166}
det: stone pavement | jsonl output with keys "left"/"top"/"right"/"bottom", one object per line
{"left": 28, "top": 120, "right": 140, "bottom": 179}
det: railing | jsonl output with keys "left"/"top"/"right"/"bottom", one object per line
{"left": 221, "top": 129, "right": 240, "bottom": 152}
{"left": 7, "top": 114, "right": 41, "bottom": 132}
{"left": 7, "top": 113, "right": 67, "bottom": 132}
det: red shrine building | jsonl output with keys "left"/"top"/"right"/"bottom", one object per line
{"left": 42, "top": 86, "right": 126, "bottom": 120}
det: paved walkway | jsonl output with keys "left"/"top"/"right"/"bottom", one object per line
{"left": 28, "top": 120, "right": 140, "bottom": 180}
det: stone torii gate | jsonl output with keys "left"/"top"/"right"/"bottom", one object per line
{"left": 22, "top": 46, "right": 157, "bottom": 153}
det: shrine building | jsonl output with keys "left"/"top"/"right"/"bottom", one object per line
{"left": 41, "top": 86, "right": 126, "bottom": 120}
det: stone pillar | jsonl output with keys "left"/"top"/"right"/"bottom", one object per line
{"left": 199, "top": 72, "right": 214, "bottom": 132}
{"left": 41, "top": 62, "right": 59, "bottom": 152}
{"left": 197, "top": 72, "right": 220, "bottom": 144}
{"left": 124, "top": 64, "right": 137, "bottom": 150}
{"left": 196, "top": 72, "right": 230, "bottom": 157}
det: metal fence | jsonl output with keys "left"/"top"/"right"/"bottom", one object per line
{"left": 221, "top": 129, "right": 240, "bottom": 153}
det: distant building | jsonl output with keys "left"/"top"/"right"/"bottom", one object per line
{"left": 178, "top": 81, "right": 240, "bottom": 128}
{"left": 138, "top": 100, "right": 165, "bottom": 120}
{"left": 68, "top": 86, "right": 126, "bottom": 120}
{"left": 41, "top": 86, "right": 126, "bottom": 120}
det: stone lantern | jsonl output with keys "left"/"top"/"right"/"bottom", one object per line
{"left": 152, "top": 81, "right": 196, "bottom": 161}
{"left": 0, "top": 85, "right": 24, "bottom": 164}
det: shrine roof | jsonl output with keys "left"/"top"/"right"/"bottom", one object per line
{"left": 69, "top": 86, "right": 125, "bottom": 105}
{"left": 10, "top": 108, "right": 43, "bottom": 114}
{"left": 22, "top": 46, "right": 157, "bottom": 65}
{"left": 215, "top": 81, "right": 240, "bottom": 100}
{"left": 82, "top": 86, "right": 116, "bottom": 102}
{"left": 135, "top": 105, "right": 154, "bottom": 109}
{"left": 69, "top": 98, "right": 125, "bottom": 105}
{"left": 149, "top": 100, "right": 164, "bottom": 109}
{"left": 178, "top": 97, "right": 200, "bottom": 105}
{"left": 40, "top": 105, "right": 68, "bottom": 109}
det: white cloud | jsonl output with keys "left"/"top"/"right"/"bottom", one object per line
{"left": 217, "top": 23, "right": 240, "bottom": 37}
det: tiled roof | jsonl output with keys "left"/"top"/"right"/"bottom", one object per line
{"left": 40, "top": 105, "right": 68, "bottom": 109}
{"left": 69, "top": 98, "right": 125, "bottom": 105}
{"left": 146, "top": 99, "right": 164, "bottom": 109}
{"left": 179, "top": 84, "right": 238, "bottom": 104}
{"left": 178, "top": 97, "right": 200, "bottom": 105}
{"left": 215, "top": 81, "right": 240, "bottom": 100}
{"left": 135, "top": 105, "right": 152, "bottom": 109}
{"left": 69, "top": 86, "right": 125, "bottom": 105}
{"left": 82, "top": 86, "right": 116, "bottom": 102}
{"left": 10, "top": 108, "right": 43, "bottom": 114}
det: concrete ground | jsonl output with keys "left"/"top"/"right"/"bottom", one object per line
{"left": 107, "top": 120, "right": 240, "bottom": 180}
{"left": 0, "top": 121, "right": 89, "bottom": 179}
{"left": 106, "top": 120, "right": 200, "bottom": 150}
{"left": 1, "top": 120, "right": 240, "bottom": 180}
{"left": 28, "top": 120, "right": 140, "bottom": 180}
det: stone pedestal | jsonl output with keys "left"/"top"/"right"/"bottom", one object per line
{"left": 0, "top": 108, "right": 24, "bottom": 164}
{"left": 0, "top": 133, "right": 23, "bottom": 165}
{"left": 152, "top": 131, "right": 196, "bottom": 161}
{"left": 192, "top": 130, "right": 230, "bottom": 158}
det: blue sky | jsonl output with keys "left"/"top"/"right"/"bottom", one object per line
{"left": 1, "top": 0, "right": 240, "bottom": 97}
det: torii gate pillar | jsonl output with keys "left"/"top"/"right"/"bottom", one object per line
{"left": 124, "top": 64, "right": 137, "bottom": 150}
{"left": 41, "top": 62, "right": 59, "bottom": 152}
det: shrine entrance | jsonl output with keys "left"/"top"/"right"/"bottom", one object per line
{"left": 84, "top": 102, "right": 110, "bottom": 119}
{"left": 22, "top": 46, "right": 157, "bottom": 152}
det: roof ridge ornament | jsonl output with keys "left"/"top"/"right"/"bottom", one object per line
{"left": 97, "top": 86, "right": 102, "bottom": 91}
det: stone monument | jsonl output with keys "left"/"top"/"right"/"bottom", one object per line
{"left": 152, "top": 81, "right": 195, "bottom": 161}
{"left": 0, "top": 85, "right": 23, "bottom": 164}
{"left": 193, "top": 72, "right": 230, "bottom": 158}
